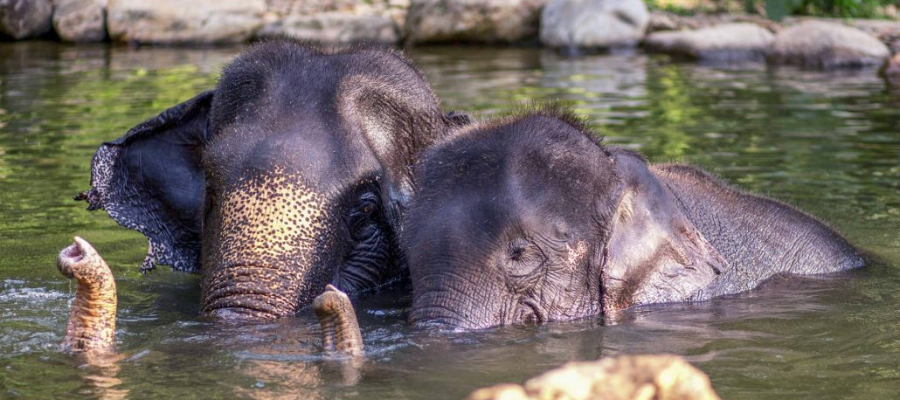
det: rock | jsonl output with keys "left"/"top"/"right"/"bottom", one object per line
{"left": 465, "top": 354, "right": 722, "bottom": 400}
{"left": 779, "top": 17, "right": 900, "bottom": 45}
{"left": 0, "top": 0, "right": 53, "bottom": 39}
{"left": 540, "top": 0, "right": 649, "bottom": 49}
{"left": 645, "top": 23, "right": 774, "bottom": 63}
{"left": 52, "top": 0, "right": 107, "bottom": 42}
{"left": 769, "top": 21, "right": 890, "bottom": 69}
{"left": 843, "top": 18, "right": 900, "bottom": 44}
{"left": 257, "top": 0, "right": 402, "bottom": 44}
{"left": 405, "top": 0, "right": 548, "bottom": 44}
{"left": 647, "top": 11, "right": 781, "bottom": 34}
{"left": 106, "top": 0, "right": 265, "bottom": 44}
{"left": 647, "top": 12, "right": 681, "bottom": 32}
{"left": 882, "top": 53, "right": 900, "bottom": 84}
{"left": 258, "top": 13, "right": 399, "bottom": 44}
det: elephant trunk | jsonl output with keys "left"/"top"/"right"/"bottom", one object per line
{"left": 57, "top": 237, "right": 117, "bottom": 353}
{"left": 200, "top": 263, "right": 315, "bottom": 319}
{"left": 313, "top": 284, "right": 364, "bottom": 356}
{"left": 199, "top": 168, "right": 340, "bottom": 320}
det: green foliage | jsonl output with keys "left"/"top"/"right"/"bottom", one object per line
{"left": 766, "top": 0, "right": 806, "bottom": 20}
{"left": 787, "top": 0, "right": 896, "bottom": 18}
{"left": 645, "top": 0, "right": 898, "bottom": 19}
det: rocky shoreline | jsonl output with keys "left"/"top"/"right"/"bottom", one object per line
{"left": 2, "top": 0, "right": 899, "bottom": 79}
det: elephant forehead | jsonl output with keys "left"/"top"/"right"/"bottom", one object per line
{"left": 219, "top": 167, "right": 331, "bottom": 262}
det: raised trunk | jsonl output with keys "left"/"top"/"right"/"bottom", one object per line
{"left": 651, "top": 164, "right": 864, "bottom": 299}
{"left": 313, "top": 284, "right": 364, "bottom": 356}
{"left": 57, "top": 237, "right": 117, "bottom": 353}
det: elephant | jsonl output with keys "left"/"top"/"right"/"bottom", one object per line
{"left": 400, "top": 108, "right": 864, "bottom": 330}
{"left": 77, "top": 39, "right": 467, "bottom": 320}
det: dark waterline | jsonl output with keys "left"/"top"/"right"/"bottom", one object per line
{"left": 1, "top": 41, "right": 899, "bottom": 399}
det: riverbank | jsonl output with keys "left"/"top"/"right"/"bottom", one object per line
{"left": 2, "top": 0, "right": 900, "bottom": 81}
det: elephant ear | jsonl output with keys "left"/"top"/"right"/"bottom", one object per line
{"left": 600, "top": 149, "right": 728, "bottom": 314}
{"left": 78, "top": 91, "right": 213, "bottom": 273}
{"left": 337, "top": 74, "right": 453, "bottom": 228}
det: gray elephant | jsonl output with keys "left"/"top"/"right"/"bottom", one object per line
{"left": 78, "top": 39, "right": 467, "bottom": 320}
{"left": 401, "top": 108, "right": 864, "bottom": 330}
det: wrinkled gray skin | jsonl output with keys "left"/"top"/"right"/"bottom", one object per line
{"left": 78, "top": 40, "right": 466, "bottom": 319}
{"left": 403, "top": 110, "right": 863, "bottom": 330}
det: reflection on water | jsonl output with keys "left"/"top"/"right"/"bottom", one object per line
{"left": 1, "top": 42, "right": 899, "bottom": 399}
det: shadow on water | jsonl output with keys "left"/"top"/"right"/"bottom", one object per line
{"left": 0, "top": 43, "right": 899, "bottom": 399}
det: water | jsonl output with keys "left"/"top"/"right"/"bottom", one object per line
{"left": 1, "top": 42, "right": 898, "bottom": 399}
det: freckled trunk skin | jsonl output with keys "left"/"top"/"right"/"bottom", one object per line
{"left": 57, "top": 237, "right": 116, "bottom": 353}
{"left": 313, "top": 284, "right": 364, "bottom": 356}
{"left": 200, "top": 169, "right": 339, "bottom": 319}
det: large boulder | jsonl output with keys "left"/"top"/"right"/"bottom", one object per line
{"left": 0, "top": 0, "right": 53, "bottom": 39}
{"left": 645, "top": 23, "right": 774, "bottom": 63}
{"left": 768, "top": 21, "right": 890, "bottom": 69}
{"left": 106, "top": 0, "right": 265, "bottom": 44}
{"left": 257, "top": 0, "right": 404, "bottom": 44}
{"left": 52, "top": 0, "right": 107, "bottom": 42}
{"left": 466, "top": 354, "right": 722, "bottom": 400}
{"left": 405, "top": 0, "right": 548, "bottom": 44}
{"left": 540, "top": 0, "right": 649, "bottom": 49}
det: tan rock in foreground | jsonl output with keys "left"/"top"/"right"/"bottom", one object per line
{"left": 465, "top": 354, "right": 722, "bottom": 400}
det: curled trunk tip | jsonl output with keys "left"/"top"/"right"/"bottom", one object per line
{"left": 58, "top": 237, "right": 117, "bottom": 353}
{"left": 313, "top": 285, "right": 364, "bottom": 356}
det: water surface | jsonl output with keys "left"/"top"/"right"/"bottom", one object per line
{"left": 1, "top": 42, "right": 899, "bottom": 399}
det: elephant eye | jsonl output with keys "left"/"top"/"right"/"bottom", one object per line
{"left": 506, "top": 238, "right": 546, "bottom": 278}
{"left": 510, "top": 246, "right": 525, "bottom": 261}
{"left": 354, "top": 192, "right": 379, "bottom": 215}
{"left": 203, "top": 185, "right": 218, "bottom": 217}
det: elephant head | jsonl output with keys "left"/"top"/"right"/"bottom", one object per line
{"left": 79, "top": 40, "right": 465, "bottom": 319}
{"left": 402, "top": 109, "right": 727, "bottom": 330}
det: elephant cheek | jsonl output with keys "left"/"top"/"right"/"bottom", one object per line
{"left": 201, "top": 168, "right": 336, "bottom": 319}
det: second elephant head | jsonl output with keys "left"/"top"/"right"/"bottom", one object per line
{"left": 402, "top": 109, "right": 861, "bottom": 330}
{"left": 80, "top": 40, "right": 465, "bottom": 319}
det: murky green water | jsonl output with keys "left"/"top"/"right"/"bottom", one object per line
{"left": 1, "top": 42, "right": 898, "bottom": 399}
